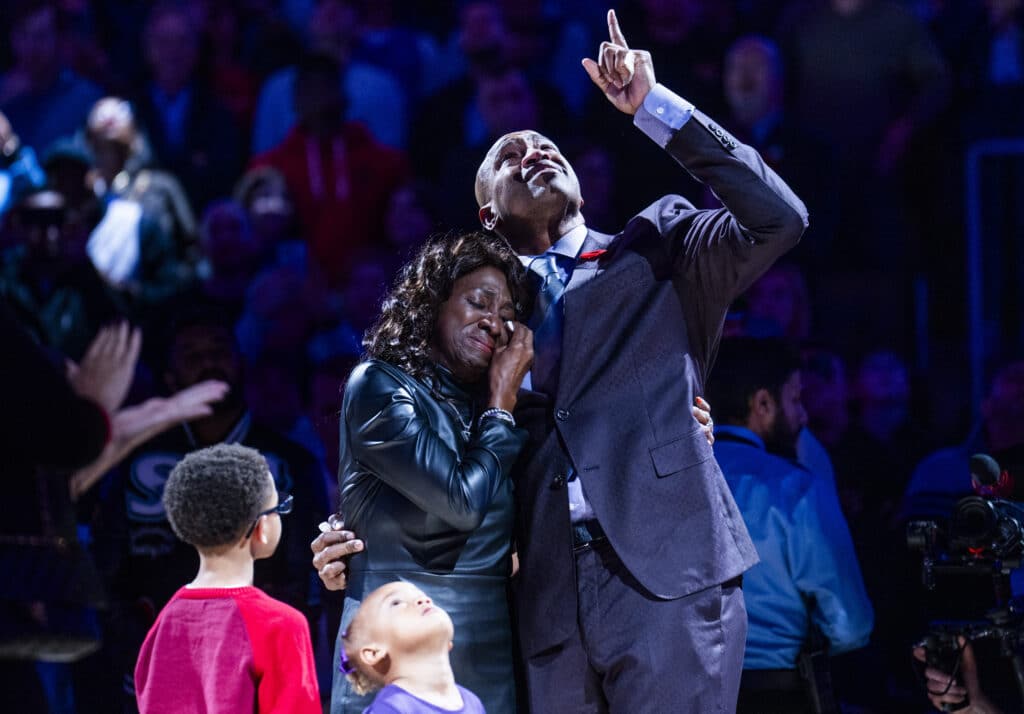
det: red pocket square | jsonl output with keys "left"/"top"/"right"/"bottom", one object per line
{"left": 579, "top": 249, "right": 607, "bottom": 262}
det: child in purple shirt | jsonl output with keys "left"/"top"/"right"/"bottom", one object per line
{"left": 339, "top": 581, "right": 486, "bottom": 714}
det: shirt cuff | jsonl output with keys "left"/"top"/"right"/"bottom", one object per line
{"left": 633, "top": 84, "right": 696, "bottom": 148}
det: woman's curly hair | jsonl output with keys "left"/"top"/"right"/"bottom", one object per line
{"left": 363, "top": 231, "right": 529, "bottom": 382}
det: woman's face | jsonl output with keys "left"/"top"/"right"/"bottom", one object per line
{"left": 431, "top": 266, "right": 515, "bottom": 383}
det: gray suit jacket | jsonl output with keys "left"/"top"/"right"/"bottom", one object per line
{"left": 510, "top": 109, "right": 809, "bottom": 658}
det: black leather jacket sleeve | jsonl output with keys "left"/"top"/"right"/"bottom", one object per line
{"left": 344, "top": 363, "right": 527, "bottom": 532}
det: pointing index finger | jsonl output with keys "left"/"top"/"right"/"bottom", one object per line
{"left": 608, "top": 9, "right": 629, "bottom": 49}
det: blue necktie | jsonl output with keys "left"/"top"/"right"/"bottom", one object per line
{"left": 528, "top": 253, "right": 568, "bottom": 396}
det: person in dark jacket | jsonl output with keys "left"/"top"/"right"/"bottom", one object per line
{"left": 318, "top": 232, "right": 534, "bottom": 714}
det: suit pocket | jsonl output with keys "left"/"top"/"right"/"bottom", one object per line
{"left": 649, "top": 428, "right": 713, "bottom": 478}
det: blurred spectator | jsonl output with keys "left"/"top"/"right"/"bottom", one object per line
{"left": 831, "top": 350, "right": 933, "bottom": 695}
{"left": 245, "top": 359, "right": 328, "bottom": 473}
{"left": 834, "top": 350, "right": 932, "bottom": 526}
{"left": 40, "top": 138, "right": 99, "bottom": 230}
{"left": 958, "top": 0, "right": 1024, "bottom": 138}
{"left": 779, "top": 0, "right": 950, "bottom": 269}
{"left": 498, "top": 0, "right": 592, "bottom": 114}
{"left": 800, "top": 345, "right": 850, "bottom": 450}
{"left": 251, "top": 0, "right": 408, "bottom": 152}
{"left": 708, "top": 337, "right": 872, "bottom": 713}
{"left": 203, "top": 2, "right": 260, "bottom": 131}
{"left": 83, "top": 97, "right": 198, "bottom": 313}
{"left": 132, "top": 1, "right": 243, "bottom": 212}
{"left": 0, "top": 110, "right": 46, "bottom": 222}
{"left": 354, "top": 0, "right": 443, "bottom": 101}
{"left": 0, "top": 0, "right": 103, "bottom": 154}
{"left": 233, "top": 166, "right": 303, "bottom": 266}
{"left": 410, "top": 1, "right": 569, "bottom": 185}
{"left": 721, "top": 35, "right": 838, "bottom": 265}
{"left": 0, "top": 189, "right": 119, "bottom": 360}
{"left": 0, "top": 315, "right": 225, "bottom": 714}
{"left": 194, "top": 200, "right": 262, "bottom": 318}
{"left": 426, "top": 65, "right": 566, "bottom": 230}
{"left": 235, "top": 264, "right": 319, "bottom": 365}
{"left": 629, "top": 0, "right": 731, "bottom": 114}
{"left": 381, "top": 181, "right": 438, "bottom": 258}
{"left": 904, "top": 360, "right": 1024, "bottom": 519}
{"left": 742, "top": 261, "right": 811, "bottom": 340}
{"left": 91, "top": 308, "right": 328, "bottom": 710}
{"left": 565, "top": 139, "right": 620, "bottom": 231}
{"left": 250, "top": 53, "right": 408, "bottom": 284}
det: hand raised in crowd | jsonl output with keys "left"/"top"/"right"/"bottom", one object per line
{"left": 913, "top": 638, "right": 1003, "bottom": 714}
{"left": 693, "top": 396, "right": 715, "bottom": 446}
{"left": 581, "top": 9, "right": 656, "bottom": 116}
{"left": 311, "top": 514, "right": 364, "bottom": 591}
{"left": 69, "top": 380, "right": 229, "bottom": 500}
{"left": 488, "top": 321, "right": 534, "bottom": 413}
{"left": 67, "top": 321, "right": 142, "bottom": 415}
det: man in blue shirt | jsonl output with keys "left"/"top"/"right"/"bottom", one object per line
{"left": 708, "top": 337, "right": 873, "bottom": 713}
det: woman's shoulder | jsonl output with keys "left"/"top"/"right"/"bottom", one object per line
{"left": 345, "top": 359, "right": 425, "bottom": 399}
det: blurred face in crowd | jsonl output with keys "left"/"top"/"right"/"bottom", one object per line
{"left": 11, "top": 6, "right": 59, "bottom": 86}
{"left": 573, "top": 145, "right": 614, "bottom": 224}
{"left": 986, "top": 0, "right": 1022, "bottom": 27}
{"left": 294, "top": 68, "right": 344, "bottom": 137}
{"left": 145, "top": 8, "right": 199, "bottom": 95}
{"left": 246, "top": 178, "right": 294, "bottom": 247}
{"left": 476, "top": 131, "right": 582, "bottom": 240}
{"left": 202, "top": 204, "right": 257, "bottom": 274}
{"left": 459, "top": 1, "right": 507, "bottom": 71}
{"left": 245, "top": 362, "right": 303, "bottom": 432}
{"left": 982, "top": 362, "right": 1024, "bottom": 451}
{"left": 760, "top": 370, "right": 807, "bottom": 456}
{"left": 745, "top": 264, "right": 809, "bottom": 340}
{"left": 478, "top": 70, "right": 540, "bottom": 139}
{"left": 831, "top": 0, "right": 868, "bottom": 17}
{"left": 166, "top": 324, "right": 244, "bottom": 413}
{"left": 801, "top": 350, "right": 849, "bottom": 448}
{"left": 724, "top": 38, "right": 783, "bottom": 129}
{"left": 854, "top": 352, "right": 909, "bottom": 443}
{"left": 384, "top": 185, "right": 432, "bottom": 252}
{"left": 431, "top": 266, "right": 515, "bottom": 384}
{"left": 86, "top": 98, "right": 137, "bottom": 182}
{"left": 342, "top": 256, "right": 392, "bottom": 330}
{"left": 309, "top": 0, "right": 359, "bottom": 59}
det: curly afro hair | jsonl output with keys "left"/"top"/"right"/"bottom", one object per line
{"left": 362, "top": 231, "right": 529, "bottom": 383}
{"left": 163, "top": 443, "right": 272, "bottom": 548}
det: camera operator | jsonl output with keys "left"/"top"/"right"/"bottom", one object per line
{"left": 902, "top": 361, "right": 1024, "bottom": 712}
{"left": 913, "top": 638, "right": 1003, "bottom": 714}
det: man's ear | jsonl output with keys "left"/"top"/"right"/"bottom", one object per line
{"left": 746, "top": 388, "right": 776, "bottom": 434}
{"left": 479, "top": 204, "right": 498, "bottom": 231}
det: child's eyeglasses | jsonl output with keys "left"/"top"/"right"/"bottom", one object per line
{"left": 244, "top": 494, "right": 293, "bottom": 539}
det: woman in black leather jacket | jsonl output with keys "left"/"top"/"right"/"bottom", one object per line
{"left": 324, "top": 232, "right": 534, "bottom": 714}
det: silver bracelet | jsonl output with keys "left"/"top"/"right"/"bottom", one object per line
{"left": 480, "top": 407, "right": 515, "bottom": 428}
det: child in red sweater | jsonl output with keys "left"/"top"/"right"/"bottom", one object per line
{"left": 134, "top": 443, "right": 320, "bottom": 713}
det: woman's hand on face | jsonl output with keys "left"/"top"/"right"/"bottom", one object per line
{"left": 488, "top": 322, "right": 534, "bottom": 412}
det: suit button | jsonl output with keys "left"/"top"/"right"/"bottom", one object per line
{"left": 556, "top": 408, "right": 570, "bottom": 421}
{"left": 551, "top": 473, "right": 566, "bottom": 489}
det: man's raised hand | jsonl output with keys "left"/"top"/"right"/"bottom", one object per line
{"left": 581, "top": 9, "right": 656, "bottom": 115}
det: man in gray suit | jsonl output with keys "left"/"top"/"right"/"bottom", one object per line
{"left": 474, "top": 10, "right": 808, "bottom": 712}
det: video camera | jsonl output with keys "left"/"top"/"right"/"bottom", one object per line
{"left": 906, "top": 453, "right": 1024, "bottom": 708}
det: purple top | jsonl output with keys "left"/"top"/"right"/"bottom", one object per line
{"left": 363, "top": 684, "right": 485, "bottom": 714}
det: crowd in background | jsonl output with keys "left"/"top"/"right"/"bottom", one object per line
{"left": 2, "top": 0, "right": 1024, "bottom": 711}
